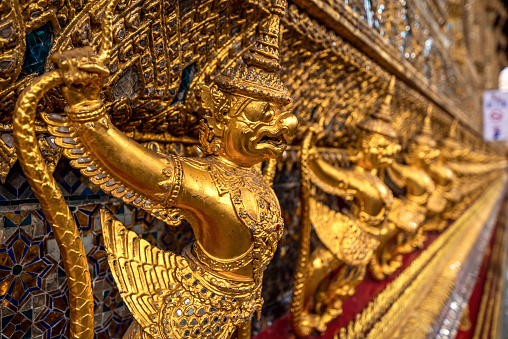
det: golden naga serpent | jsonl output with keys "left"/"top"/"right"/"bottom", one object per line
{"left": 12, "top": 1, "right": 119, "bottom": 337}
{"left": 290, "top": 129, "right": 314, "bottom": 337}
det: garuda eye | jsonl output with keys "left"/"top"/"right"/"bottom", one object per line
{"left": 261, "top": 107, "right": 275, "bottom": 122}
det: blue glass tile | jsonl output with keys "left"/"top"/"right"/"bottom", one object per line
{"left": 117, "top": 205, "right": 125, "bottom": 214}
{"left": 142, "top": 232, "right": 158, "bottom": 241}
{"left": 0, "top": 162, "right": 34, "bottom": 200}
{"left": 58, "top": 265, "right": 66, "bottom": 278}
{"left": 2, "top": 315, "right": 15, "bottom": 330}
{"left": 5, "top": 213, "right": 32, "bottom": 228}
{"left": 172, "top": 62, "right": 196, "bottom": 105}
{"left": 21, "top": 23, "right": 53, "bottom": 76}
{"left": 5, "top": 217, "right": 18, "bottom": 228}
{"left": 21, "top": 310, "right": 32, "bottom": 320}
{"left": 21, "top": 328, "right": 31, "bottom": 339}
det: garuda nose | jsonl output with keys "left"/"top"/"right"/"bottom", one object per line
{"left": 277, "top": 113, "right": 298, "bottom": 141}
{"left": 278, "top": 113, "right": 298, "bottom": 130}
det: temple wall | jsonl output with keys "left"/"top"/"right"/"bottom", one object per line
{"left": 0, "top": 0, "right": 507, "bottom": 338}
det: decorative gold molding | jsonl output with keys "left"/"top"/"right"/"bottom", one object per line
{"left": 290, "top": 0, "right": 482, "bottom": 135}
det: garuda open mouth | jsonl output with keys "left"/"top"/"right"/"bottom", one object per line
{"left": 259, "top": 133, "right": 286, "bottom": 147}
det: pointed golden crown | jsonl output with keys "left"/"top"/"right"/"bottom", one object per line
{"left": 215, "top": 0, "right": 291, "bottom": 106}
{"left": 411, "top": 105, "right": 437, "bottom": 148}
{"left": 449, "top": 119, "right": 458, "bottom": 139}
{"left": 357, "top": 75, "right": 398, "bottom": 139}
{"left": 439, "top": 118, "right": 462, "bottom": 150}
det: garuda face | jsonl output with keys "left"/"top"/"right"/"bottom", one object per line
{"left": 200, "top": 85, "right": 298, "bottom": 167}
{"left": 357, "top": 130, "right": 401, "bottom": 171}
{"left": 408, "top": 141, "right": 440, "bottom": 165}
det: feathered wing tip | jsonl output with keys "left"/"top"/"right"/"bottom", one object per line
{"left": 309, "top": 198, "right": 378, "bottom": 266}
{"left": 100, "top": 208, "right": 174, "bottom": 335}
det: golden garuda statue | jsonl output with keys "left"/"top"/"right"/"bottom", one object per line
{"left": 407, "top": 107, "right": 456, "bottom": 233}
{"left": 290, "top": 78, "right": 400, "bottom": 336}
{"left": 369, "top": 107, "right": 437, "bottom": 279}
{"left": 12, "top": 0, "right": 297, "bottom": 338}
{"left": 352, "top": 77, "right": 433, "bottom": 281}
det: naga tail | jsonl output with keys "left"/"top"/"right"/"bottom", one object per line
{"left": 13, "top": 70, "right": 95, "bottom": 339}
{"left": 12, "top": 0, "right": 119, "bottom": 337}
{"left": 290, "top": 129, "right": 314, "bottom": 337}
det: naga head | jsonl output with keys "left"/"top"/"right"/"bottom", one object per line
{"left": 355, "top": 76, "right": 401, "bottom": 171}
{"left": 406, "top": 106, "right": 440, "bottom": 166}
{"left": 198, "top": 3, "right": 297, "bottom": 167}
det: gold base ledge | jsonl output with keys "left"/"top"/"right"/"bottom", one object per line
{"left": 336, "top": 173, "right": 508, "bottom": 339}
{"left": 429, "top": 180, "right": 506, "bottom": 339}
{"left": 475, "top": 195, "right": 508, "bottom": 339}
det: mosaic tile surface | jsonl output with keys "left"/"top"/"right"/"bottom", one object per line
{"left": 0, "top": 163, "right": 197, "bottom": 339}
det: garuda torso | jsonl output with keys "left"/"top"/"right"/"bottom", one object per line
{"left": 183, "top": 156, "right": 284, "bottom": 283}
{"left": 103, "top": 156, "right": 283, "bottom": 339}
{"left": 385, "top": 162, "right": 435, "bottom": 233}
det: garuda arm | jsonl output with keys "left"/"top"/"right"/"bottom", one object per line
{"left": 308, "top": 155, "right": 392, "bottom": 222}
{"left": 428, "top": 162, "right": 455, "bottom": 189}
{"left": 387, "top": 161, "right": 435, "bottom": 203}
{"left": 305, "top": 153, "right": 358, "bottom": 200}
{"left": 44, "top": 110, "right": 184, "bottom": 225}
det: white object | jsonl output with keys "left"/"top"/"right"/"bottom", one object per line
{"left": 499, "top": 67, "right": 508, "bottom": 92}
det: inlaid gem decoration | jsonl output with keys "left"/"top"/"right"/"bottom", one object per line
{"left": 20, "top": 23, "right": 53, "bottom": 77}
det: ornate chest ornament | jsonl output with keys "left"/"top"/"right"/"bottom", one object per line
{"left": 12, "top": 0, "right": 297, "bottom": 338}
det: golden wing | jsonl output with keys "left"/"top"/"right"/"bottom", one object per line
{"left": 100, "top": 209, "right": 238, "bottom": 339}
{"left": 309, "top": 198, "right": 378, "bottom": 266}
{"left": 100, "top": 208, "right": 176, "bottom": 333}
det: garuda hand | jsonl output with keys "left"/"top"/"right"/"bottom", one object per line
{"left": 51, "top": 47, "right": 110, "bottom": 113}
